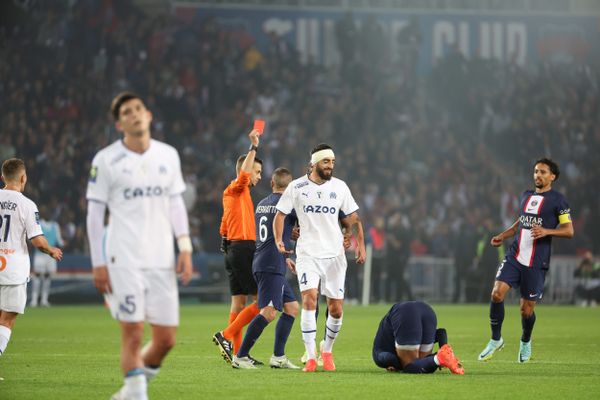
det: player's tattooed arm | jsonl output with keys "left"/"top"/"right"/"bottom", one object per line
{"left": 491, "top": 219, "right": 519, "bottom": 247}
{"left": 342, "top": 212, "right": 366, "bottom": 264}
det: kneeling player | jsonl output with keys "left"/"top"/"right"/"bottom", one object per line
{"left": 372, "top": 301, "right": 464, "bottom": 375}
{"left": 232, "top": 168, "right": 300, "bottom": 369}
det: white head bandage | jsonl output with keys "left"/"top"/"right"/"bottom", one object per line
{"left": 310, "top": 149, "right": 335, "bottom": 165}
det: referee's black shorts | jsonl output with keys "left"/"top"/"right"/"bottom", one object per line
{"left": 224, "top": 240, "right": 257, "bottom": 295}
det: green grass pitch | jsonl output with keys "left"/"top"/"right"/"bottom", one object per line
{"left": 1, "top": 304, "right": 599, "bottom": 399}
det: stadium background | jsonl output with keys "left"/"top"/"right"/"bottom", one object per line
{"left": 1, "top": 0, "right": 599, "bottom": 305}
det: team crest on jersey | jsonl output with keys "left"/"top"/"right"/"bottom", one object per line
{"left": 89, "top": 166, "right": 98, "bottom": 183}
{"left": 330, "top": 192, "right": 337, "bottom": 199}
{"left": 524, "top": 195, "right": 544, "bottom": 215}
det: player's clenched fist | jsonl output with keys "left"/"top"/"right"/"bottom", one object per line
{"left": 490, "top": 235, "right": 503, "bottom": 247}
{"left": 249, "top": 129, "right": 260, "bottom": 146}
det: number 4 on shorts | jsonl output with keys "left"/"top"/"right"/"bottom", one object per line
{"left": 300, "top": 272, "right": 307, "bottom": 285}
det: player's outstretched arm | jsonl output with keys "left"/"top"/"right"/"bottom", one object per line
{"left": 491, "top": 219, "right": 519, "bottom": 247}
{"left": 30, "top": 236, "right": 63, "bottom": 261}
{"left": 342, "top": 212, "right": 366, "bottom": 263}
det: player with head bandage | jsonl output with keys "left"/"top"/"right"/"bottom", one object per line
{"left": 274, "top": 143, "right": 366, "bottom": 372}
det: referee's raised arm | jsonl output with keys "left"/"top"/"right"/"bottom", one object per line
{"left": 213, "top": 128, "right": 264, "bottom": 363}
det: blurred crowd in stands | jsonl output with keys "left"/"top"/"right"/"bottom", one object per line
{"left": 1, "top": 1, "right": 598, "bottom": 301}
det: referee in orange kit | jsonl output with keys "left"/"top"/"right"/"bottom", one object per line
{"left": 213, "top": 129, "right": 263, "bottom": 364}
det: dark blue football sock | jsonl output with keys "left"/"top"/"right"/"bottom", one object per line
{"left": 403, "top": 355, "right": 438, "bottom": 374}
{"left": 490, "top": 301, "right": 505, "bottom": 341}
{"left": 435, "top": 328, "right": 448, "bottom": 347}
{"left": 521, "top": 312, "right": 536, "bottom": 342}
{"left": 237, "top": 314, "right": 269, "bottom": 358}
{"left": 274, "top": 312, "right": 295, "bottom": 357}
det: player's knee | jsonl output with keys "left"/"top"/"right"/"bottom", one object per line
{"left": 301, "top": 295, "right": 317, "bottom": 310}
{"left": 328, "top": 305, "right": 343, "bottom": 319}
{"left": 520, "top": 304, "right": 534, "bottom": 318}
{"left": 260, "top": 307, "right": 277, "bottom": 322}
{"left": 491, "top": 289, "right": 504, "bottom": 303}
{"left": 284, "top": 301, "right": 299, "bottom": 318}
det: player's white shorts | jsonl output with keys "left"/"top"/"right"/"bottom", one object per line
{"left": 33, "top": 253, "right": 57, "bottom": 274}
{"left": 0, "top": 283, "right": 28, "bottom": 314}
{"left": 295, "top": 254, "right": 347, "bottom": 299}
{"left": 105, "top": 268, "right": 179, "bottom": 326}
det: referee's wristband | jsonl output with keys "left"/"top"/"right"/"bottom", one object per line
{"left": 177, "top": 236, "right": 193, "bottom": 253}
{"left": 249, "top": 144, "right": 258, "bottom": 152}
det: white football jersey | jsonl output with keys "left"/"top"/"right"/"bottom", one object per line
{"left": 276, "top": 175, "right": 358, "bottom": 258}
{"left": 86, "top": 139, "right": 186, "bottom": 269}
{"left": 0, "top": 189, "right": 43, "bottom": 284}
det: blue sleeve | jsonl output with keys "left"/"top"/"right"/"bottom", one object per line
{"left": 556, "top": 194, "right": 572, "bottom": 224}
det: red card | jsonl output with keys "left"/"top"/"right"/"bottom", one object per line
{"left": 253, "top": 119, "right": 266, "bottom": 135}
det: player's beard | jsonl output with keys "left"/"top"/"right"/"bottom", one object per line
{"left": 316, "top": 165, "right": 333, "bottom": 181}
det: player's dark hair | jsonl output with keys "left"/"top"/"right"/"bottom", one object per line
{"left": 235, "top": 154, "right": 263, "bottom": 175}
{"left": 310, "top": 143, "right": 333, "bottom": 155}
{"left": 111, "top": 92, "right": 143, "bottom": 120}
{"left": 1, "top": 158, "right": 26, "bottom": 182}
{"left": 272, "top": 167, "right": 292, "bottom": 190}
{"left": 535, "top": 158, "right": 560, "bottom": 181}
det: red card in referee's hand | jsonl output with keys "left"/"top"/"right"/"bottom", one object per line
{"left": 253, "top": 119, "right": 266, "bottom": 135}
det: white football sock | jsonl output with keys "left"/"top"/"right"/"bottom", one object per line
{"left": 124, "top": 372, "right": 148, "bottom": 400}
{"left": 0, "top": 325, "right": 12, "bottom": 355}
{"left": 41, "top": 276, "right": 52, "bottom": 304}
{"left": 301, "top": 309, "right": 317, "bottom": 360}
{"left": 322, "top": 314, "right": 343, "bottom": 353}
{"left": 30, "top": 276, "right": 41, "bottom": 306}
{"left": 143, "top": 365, "right": 160, "bottom": 382}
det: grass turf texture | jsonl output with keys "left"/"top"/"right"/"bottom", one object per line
{"left": 1, "top": 304, "right": 599, "bottom": 399}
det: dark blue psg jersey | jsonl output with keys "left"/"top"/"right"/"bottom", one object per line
{"left": 253, "top": 193, "right": 296, "bottom": 275}
{"left": 507, "top": 189, "right": 571, "bottom": 269}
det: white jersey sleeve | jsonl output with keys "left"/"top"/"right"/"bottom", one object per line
{"left": 86, "top": 151, "right": 110, "bottom": 203}
{"left": 24, "top": 199, "right": 43, "bottom": 240}
{"left": 339, "top": 182, "right": 359, "bottom": 216}
{"left": 169, "top": 148, "right": 186, "bottom": 196}
{"left": 276, "top": 184, "right": 294, "bottom": 215}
